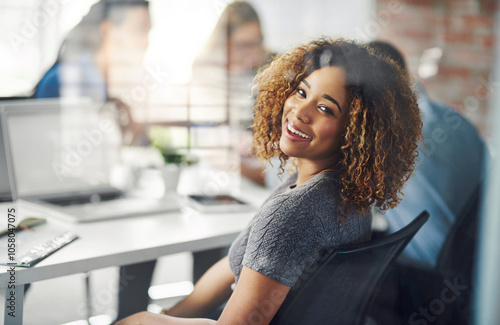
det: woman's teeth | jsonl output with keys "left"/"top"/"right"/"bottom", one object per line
{"left": 288, "top": 123, "right": 311, "bottom": 139}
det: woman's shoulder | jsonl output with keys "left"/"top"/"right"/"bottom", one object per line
{"left": 298, "top": 172, "right": 340, "bottom": 194}
{"left": 260, "top": 172, "right": 342, "bottom": 219}
{"left": 278, "top": 172, "right": 341, "bottom": 201}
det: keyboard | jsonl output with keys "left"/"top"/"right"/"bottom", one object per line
{"left": 41, "top": 192, "right": 125, "bottom": 206}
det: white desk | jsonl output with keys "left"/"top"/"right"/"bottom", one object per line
{"left": 0, "top": 178, "right": 270, "bottom": 325}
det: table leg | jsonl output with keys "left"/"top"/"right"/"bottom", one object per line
{"left": 4, "top": 283, "right": 24, "bottom": 325}
{"left": 84, "top": 272, "right": 93, "bottom": 321}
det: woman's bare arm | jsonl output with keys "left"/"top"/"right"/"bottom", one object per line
{"left": 116, "top": 312, "right": 216, "bottom": 325}
{"left": 216, "top": 266, "right": 290, "bottom": 325}
{"left": 116, "top": 264, "right": 290, "bottom": 325}
{"left": 166, "top": 256, "right": 234, "bottom": 318}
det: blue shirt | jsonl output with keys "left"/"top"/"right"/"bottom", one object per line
{"left": 385, "top": 85, "right": 487, "bottom": 268}
{"left": 35, "top": 52, "right": 107, "bottom": 101}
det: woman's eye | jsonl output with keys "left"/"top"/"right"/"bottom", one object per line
{"left": 296, "top": 88, "right": 306, "bottom": 98}
{"left": 319, "top": 105, "right": 334, "bottom": 116}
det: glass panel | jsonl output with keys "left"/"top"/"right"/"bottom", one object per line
{"left": 475, "top": 7, "right": 500, "bottom": 324}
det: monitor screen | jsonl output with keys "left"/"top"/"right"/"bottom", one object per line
{"left": 1, "top": 98, "right": 122, "bottom": 198}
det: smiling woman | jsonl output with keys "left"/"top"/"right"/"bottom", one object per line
{"left": 116, "top": 38, "right": 422, "bottom": 325}
{"left": 254, "top": 38, "right": 422, "bottom": 212}
{"left": 280, "top": 66, "right": 349, "bottom": 184}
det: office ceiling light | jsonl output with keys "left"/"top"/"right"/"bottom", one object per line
{"left": 148, "top": 280, "right": 194, "bottom": 300}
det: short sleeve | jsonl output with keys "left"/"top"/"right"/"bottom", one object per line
{"left": 35, "top": 66, "right": 61, "bottom": 98}
{"left": 242, "top": 196, "right": 326, "bottom": 287}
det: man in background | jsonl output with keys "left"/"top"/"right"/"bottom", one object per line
{"left": 35, "top": 0, "right": 153, "bottom": 320}
{"left": 367, "top": 41, "right": 487, "bottom": 324}
{"left": 368, "top": 41, "right": 486, "bottom": 268}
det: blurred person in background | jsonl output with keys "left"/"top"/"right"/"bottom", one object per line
{"left": 34, "top": 0, "right": 154, "bottom": 320}
{"left": 189, "top": 1, "right": 276, "bottom": 286}
{"left": 367, "top": 41, "right": 487, "bottom": 323}
{"left": 192, "top": 1, "right": 271, "bottom": 83}
{"left": 191, "top": 1, "right": 274, "bottom": 187}
{"left": 34, "top": 0, "right": 150, "bottom": 146}
{"left": 193, "top": 1, "right": 269, "bottom": 74}
{"left": 368, "top": 40, "right": 486, "bottom": 269}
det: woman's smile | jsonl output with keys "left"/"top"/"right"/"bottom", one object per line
{"left": 284, "top": 121, "right": 312, "bottom": 141}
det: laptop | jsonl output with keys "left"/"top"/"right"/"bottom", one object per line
{"left": 0, "top": 98, "right": 180, "bottom": 223}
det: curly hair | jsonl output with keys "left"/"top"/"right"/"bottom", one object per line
{"left": 252, "top": 38, "right": 422, "bottom": 213}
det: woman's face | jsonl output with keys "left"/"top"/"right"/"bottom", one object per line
{"left": 280, "top": 66, "right": 350, "bottom": 168}
{"left": 106, "top": 6, "right": 151, "bottom": 60}
{"left": 228, "top": 21, "right": 264, "bottom": 73}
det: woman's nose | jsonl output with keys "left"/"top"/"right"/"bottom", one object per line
{"left": 293, "top": 101, "right": 312, "bottom": 124}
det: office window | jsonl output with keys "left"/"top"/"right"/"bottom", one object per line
{"left": 4, "top": 1, "right": 500, "bottom": 324}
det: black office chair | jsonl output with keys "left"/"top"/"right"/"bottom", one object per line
{"left": 270, "top": 210, "right": 430, "bottom": 325}
{"left": 389, "top": 186, "right": 482, "bottom": 325}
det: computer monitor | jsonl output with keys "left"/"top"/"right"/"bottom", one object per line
{"left": 1, "top": 98, "right": 121, "bottom": 199}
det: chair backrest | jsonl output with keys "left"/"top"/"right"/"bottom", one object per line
{"left": 270, "top": 210, "right": 430, "bottom": 325}
{"left": 433, "top": 184, "right": 482, "bottom": 324}
{"left": 437, "top": 184, "right": 481, "bottom": 279}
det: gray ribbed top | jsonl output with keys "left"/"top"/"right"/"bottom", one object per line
{"left": 228, "top": 171, "right": 372, "bottom": 287}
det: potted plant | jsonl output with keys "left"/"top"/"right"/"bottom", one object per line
{"left": 149, "top": 126, "right": 187, "bottom": 193}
